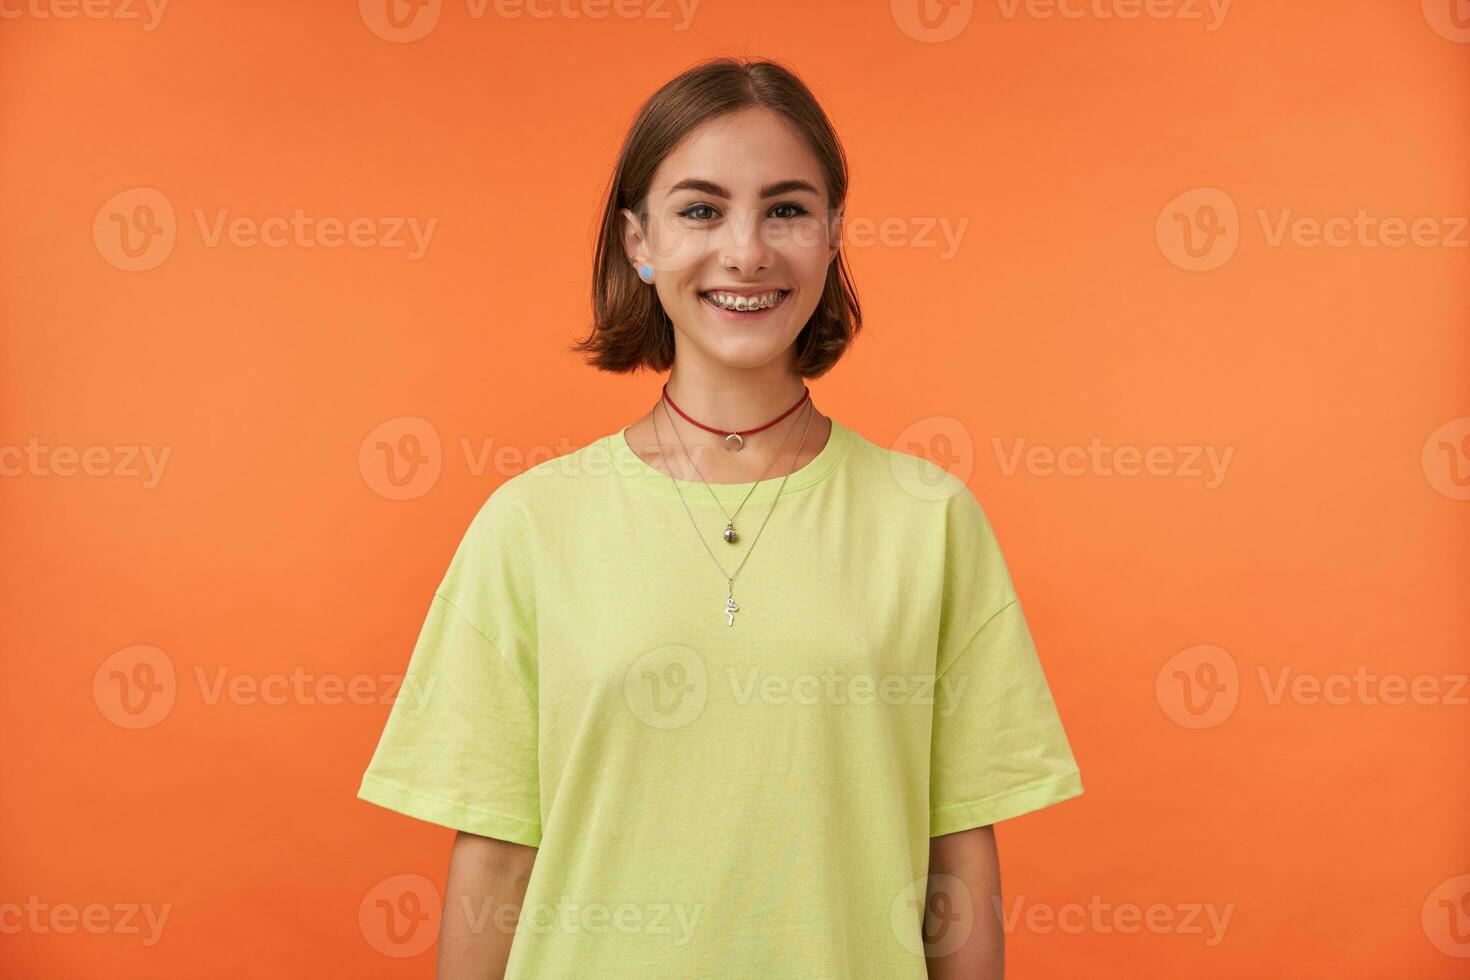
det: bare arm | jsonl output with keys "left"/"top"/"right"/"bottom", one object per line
{"left": 926, "top": 825, "right": 1003, "bottom": 980}
{"left": 436, "top": 831, "right": 538, "bottom": 980}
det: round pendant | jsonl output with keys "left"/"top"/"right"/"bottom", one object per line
{"left": 722, "top": 524, "right": 738, "bottom": 543}
{"left": 723, "top": 432, "right": 744, "bottom": 451}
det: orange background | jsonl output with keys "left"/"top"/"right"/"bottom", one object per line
{"left": 3, "top": 1, "right": 1468, "bottom": 977}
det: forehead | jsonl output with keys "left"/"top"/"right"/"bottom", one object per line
{"left": 652, "top": 107, "right": 825, "bottom": 196}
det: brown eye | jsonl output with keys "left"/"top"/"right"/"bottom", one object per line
{"left": 679, "top": 204, "right": 718, "bottom": 221}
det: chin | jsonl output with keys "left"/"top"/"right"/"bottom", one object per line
{"left": 698, "top": 333, "right": 800, "bottom": 370}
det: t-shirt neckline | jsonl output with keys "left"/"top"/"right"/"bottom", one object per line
{"left": 605, "top": 416, "right": 852, "bottom": 500}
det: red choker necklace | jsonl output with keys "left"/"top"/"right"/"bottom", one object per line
{"left": 660, "top": 383, "right": 811, "bottom": 451}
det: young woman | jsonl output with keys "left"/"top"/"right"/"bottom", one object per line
{"left": 358, "top": 56, "right": 1083, "bottom": 979}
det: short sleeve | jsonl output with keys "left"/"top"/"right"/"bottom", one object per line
{"left": 929, "top": 486, "right": 1083, "bottom": 836}
{"left": 357, "top": 487, "right": 541, "bottom": 847}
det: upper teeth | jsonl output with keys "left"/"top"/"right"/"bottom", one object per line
{"left": 705, "top": 290, "right": 785, "bottom": 311}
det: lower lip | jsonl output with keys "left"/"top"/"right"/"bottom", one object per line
{"left": 700, "top": 291, "right": 789, "bottom": 321}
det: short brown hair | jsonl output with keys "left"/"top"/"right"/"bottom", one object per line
{"left": 570, "top": 57, "right": 862, "bottom": 379}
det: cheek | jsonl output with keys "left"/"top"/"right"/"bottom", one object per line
{"left": 771, "top": 222, "right": 834, "bottom": 277}
{"left": 649, "top": 220, "right": 710, "bottom": 270}
{"left": 790, "top": 249, "right": 833, "bottom": 288}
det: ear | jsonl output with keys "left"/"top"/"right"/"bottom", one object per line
{"left": 620, "top": 207, "right": 646, "bottom": 270}
{"left": 827, "top": 202, "right": 845, "bottom": 259}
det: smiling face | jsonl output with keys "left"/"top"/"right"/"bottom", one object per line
{"left": 621, "top": 106, "right": 844, "bottom": 372}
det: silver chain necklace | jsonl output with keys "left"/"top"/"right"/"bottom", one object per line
{"left": 660, "top": 391, "right": 804, "bottom": 545}
{"left": 650, "top": 398, "right": 816, "bottom": 626}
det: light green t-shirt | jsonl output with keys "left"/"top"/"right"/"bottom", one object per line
{"left": 357, "top": 417, "right": 1083, "bottom": 977}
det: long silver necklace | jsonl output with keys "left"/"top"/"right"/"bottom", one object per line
{"left": 660, "top": 391, "right": 804, "bottom": 544}
{"left": 650, "top": 398, "right": 816, "bottom": 626}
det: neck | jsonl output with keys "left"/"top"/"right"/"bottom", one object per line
{"left": 662, "top": 362, "right": 808, "bottom": 433}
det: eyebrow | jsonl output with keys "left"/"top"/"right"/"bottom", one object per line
{"left": 665, "top": 177, "right": 822, "bottom": 199}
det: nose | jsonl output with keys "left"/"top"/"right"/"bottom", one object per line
{"left": 718, "top": 209, "right": 773, "bottom": 276}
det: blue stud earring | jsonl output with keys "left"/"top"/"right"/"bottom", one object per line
{"left": 637, "top": 263, "right": 655, "bottom": 283}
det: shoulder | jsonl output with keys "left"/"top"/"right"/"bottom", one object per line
{"left": 457, "top": 430, "right": 615, "bottom": 533}
{"left": 842, "top": 422, "right": 988, "bottom": 519}
{"left": 436, "top": 436, "right": 614, "bottom": 603}
{"left": 845, "top": 424, "right": 1012, "bottom": 581}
